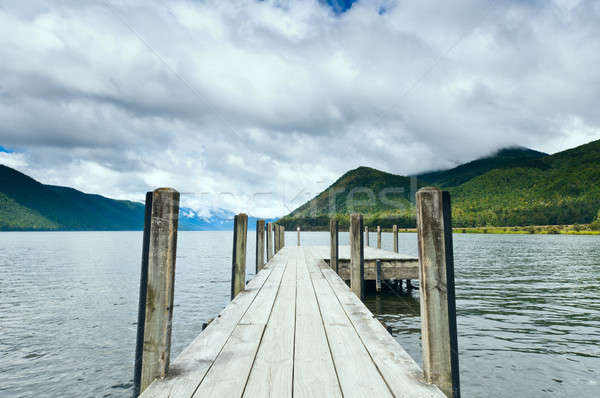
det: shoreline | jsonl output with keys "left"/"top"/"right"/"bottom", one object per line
{"left": 282, "top": 224, "right": 600, "bottom": 235}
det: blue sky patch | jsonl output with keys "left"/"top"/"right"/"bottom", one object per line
{"left": 0, "top": 146, "right": 15, "bottom": 153}
{"left": 320, "top": 0, "right": 358, "bottom": 14}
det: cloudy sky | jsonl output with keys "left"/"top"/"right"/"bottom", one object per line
{"left": 1, "top": 0, "right": 599, "bottom": 217}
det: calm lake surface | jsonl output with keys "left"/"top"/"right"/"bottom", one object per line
{"left": 1, "top": 231, "right": 599, "bottom": 397}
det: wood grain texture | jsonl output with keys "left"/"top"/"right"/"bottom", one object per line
{"left": 192, "top": 251, "right": 288, "bottom": 398}
{"left": 393, "top": 225, "right": 398, "bottom": 253}
{"left": 365, "top": 225, "right": 369, "bottom": 247}
{"left": 256, "top": 220, "right": 265, "bottom": 273}
{"left": 377, "top": 225, "right": 382, "bottom": 249}
{"left": 138, "top": 188, "right": 180, "bottom": 394}
{"left": 243, "top": 250, "right": 296, "bottom": 398}
{"left": 294, "top": 248, "right": 343, "bottom": 398}
{"left": 305, "top": 250, "right": 392, "bottom": 398}
{"left": 231, "top": 214, "right": 248, "bottom": 300}
{"left": 267, "top": 222, "right": 273, "bottom": 261}
{"left": 329, "top": 219, "right": 339, "bottom": 274}
{"left": 139, "top": 252, "right": 287, "bottom": 398}
{"left": 142, "top": 245, "right": 446, "bottom": 398}
{"left": 416, "top": 187, "right": 460, "bottom": 398}
{"left": 349, "top": 214, "right": 364, "bottom": 300}
{"left": 317, "top": 258, "right": 445, "bottom": 398}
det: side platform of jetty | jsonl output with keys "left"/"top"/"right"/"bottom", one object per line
{"left": 132, "top": 187, "right": 460, "bottom": 398}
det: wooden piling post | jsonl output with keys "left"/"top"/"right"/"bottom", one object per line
{"left": 134, "top": 188, "right": 180, "bottom": 396}
{"left": 231, "top": 213, "right": 248, "bottom": 300}
{"left": 375, "top": 259, "right": 382, "bottom": 293}
{"left": 297, "top": 227, "right": 301, "bottom": 246}
{"left": 280, "top": 226, "right": 285, "bottom": 249}
{"left": 377, "top": 225, "right": 382, "bottom": 249}
{"left": 256, "top": 220, "right": 265, "bottom": 273}
{"left": 416, "top": 187, "right": 460, "bottom": 398}
{"left": 274, "top": 224, "right": 280, "bottom": 253}
{"left": 350, "top": 214, "right": 365, "bottom": 300}
{"left": 330, "top": 219, "right": 339, "bottom": 274}
{"left": 266, "top": 222, "right": 273, "bottom": 261}
{"left": 365, "top": 225, "right": 369, "bottom": 247}
{"left": 393, "top": 225, "right": 399, "bottom": 253}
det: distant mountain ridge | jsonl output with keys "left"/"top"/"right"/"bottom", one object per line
{"left": 0, "top": 165, "right": 271, "bottom": 231}
{"left": 279, "top": 140, "right": 600, "bottom": 229}
{"left": 417, "top": 147, "right": 548, "bottom": 187}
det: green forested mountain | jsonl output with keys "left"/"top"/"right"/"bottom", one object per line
{"left": 0, "top": 165, "right": 145, "bottom": 230}
{"left": 283, "top": 166, "right": 417, "bottom": 228}
{"left": 280, "top": 140, "right": 600, "bottom": 229}
{"left": 0, "top": 165, "right": 273, "bottom": 231}
{"left": 418, "top": 147, "right": 548, "bottom": 187}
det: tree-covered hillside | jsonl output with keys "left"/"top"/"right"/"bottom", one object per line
{"left": 0, "top": 165, "right": 145, "bottom": 230}
{"left": 279, "top": 140, "right": 600, "bottom": 229}
{"left": 418, "top": 147, "right": 548, "bottom": 187}
{"left": 0, "top": 165, "right": 275, "bottom": 231}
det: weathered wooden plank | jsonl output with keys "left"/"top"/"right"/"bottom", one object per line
{"left": 267, "top": 222, "right": 273, "bottom": 261}
{"left": 416, "top": 187, "right": 460, "bottom": 398}
{"left": 231, "top": 214, "right": 248, "bottom": 300}
{"left": 349, "top": 214, "right": 364, "bottom": 300}
{"left": 365, "top": 225, "right": 369, "bottom": 246}
{"left": 317, "top": 259, "right": 446, "bottom": 398}
{"left": 135, "top": 188, "right": 180, "bottom": 395}
{"left": 305, "top": 249, "right": 392, "bottom": 398}
{"left": 256, "top": 220, "right": 265, "bottom": 273}
{"left": 330, "top": 219, "right": 339, "bottom": 274}
{"left": 377, "top": 225, "right": 382, "bottom": 249}
{"left": 191, "top": 250, "right": 289, "bottom": 398}
{"left": 140, "top": 252, "right": 288, "bottom": 398}
{"left": 243, "top": 249, "right": 297, "bottom": 398}
{"left": 280, "top": 226, "right": 285, "bottom": 248}
{"left": 294, "top": 248, "right": 342, "bottom": 398}
{"left": 393, "top": 225, "right": 399, "bottom": 253}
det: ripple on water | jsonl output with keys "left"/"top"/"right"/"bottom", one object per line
{"left": 1, "top": 232, "right": 599, "bottom": 397}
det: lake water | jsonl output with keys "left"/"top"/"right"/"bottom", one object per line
{"left": 1, "top": 231, "right": 599, "bottom": 397}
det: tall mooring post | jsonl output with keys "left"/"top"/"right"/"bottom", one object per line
{"left": 231, "top": 213, "right": 248, "bottom": 300}
{"left": 266, "top": 222, "right": 273, "bottom": 261}
{"left": 330, "top": 218, "right": 339, "bottom": 274}
{"left": 377, "top": 225, "right": 382, "bottom": 249}
{"left": 134, "top": 188, "right": 180, "bottom": 397}
{"left": 350, "top": 214, "right": 365, "bottom": 300}
{"left": 280, "top": 225, "right": 285, "bottom": 249}
{"left": 365, "top": 225, "right": 369, "bottom": 247}
{"left": 416, "top": 187, "right": 460, "bottom": 398}
{"left": 297, "top": 227, "right": 301, "bottom": 246}
{"left": 274, "top": 224, "right": 280, "bottom": 253}
{"left": 256, "top": 219, "right": 265, "bottom": 273}
{"left": 393, "top": 224, "right": 399, "bottom": 253}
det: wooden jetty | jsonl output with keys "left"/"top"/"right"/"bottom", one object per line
{"left": 133, "top": 187, "right": 460, "bottom": 398}
{"left": 311, "top": 245, "right": 419, "bottom": 281}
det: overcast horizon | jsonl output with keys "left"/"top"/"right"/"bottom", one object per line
{"left": 1, "top": 0, "right": 599, "bottom": 217}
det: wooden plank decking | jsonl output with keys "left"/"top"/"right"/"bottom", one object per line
{"left": 140, "top": 246, "right": 444, "bottom": 398}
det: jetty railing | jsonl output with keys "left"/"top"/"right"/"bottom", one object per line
{"left": 133, "top": 187, "right": 459, "bottom": 397}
